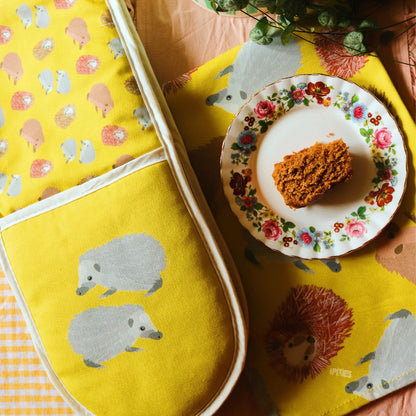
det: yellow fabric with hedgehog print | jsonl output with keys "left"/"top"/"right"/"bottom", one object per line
{"left": 1, "top": 157, "right": 245, "bottom": 415}
{"left": 0, "top": 0, "right": 160, "bottom": 217}
{"left": 162, "top": 21, "right": 416, "bottom": 416}
{"left": 0, "top": 1, "right": 247, "bottom": 415}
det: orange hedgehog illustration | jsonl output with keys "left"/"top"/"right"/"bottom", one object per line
{"left": 55, "top": 0, "right": 76, "bottom": 9}
{"left": 101, "top": 10, "right": 115, "bottom": 27}
{"left": 124, "top": 75, "right": 140, "bottom": 96}
{"left": 30, "top": 159, "right": 53, "bottom": 178}
{"left": 55, "top": 104, "right": 76, "bottom": 129}
{"left": 11, "top": 91, "right": 34, "bottom": 111}
{"left": 375, "top": 221, "right": 416, "bottom": 285}
{"left": 113, "top": 155, "right": 134, "bottom": 169}
{"left": 265, "top": 285, "right": 354, "bottom": 382}
{"left": 162, "top": 68, "right": 198, "bottom": 95}
{"left": 76, "top": 55, "right": 100, "bottom": 75}
{"left": 102, "top": 125, "right": 128, "bottom": 146}
{"left": 33, "top": 37, "right": 54, "bottom": 60}
{"left": 314, "top": 32, "right": 368, "bottom": 79}
{"left": 39, "top": 187, "right": 60, "bottom": 200}
{"left": 0, "top": 26, "right": 13, "bottom": 45}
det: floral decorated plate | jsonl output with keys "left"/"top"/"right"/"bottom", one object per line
{"left": 220, "top": 74, "right": 408, "bottom": 259}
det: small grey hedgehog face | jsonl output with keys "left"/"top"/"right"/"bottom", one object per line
{"left": 129, "top": 312, "right": 163, "bottom": 340}
{"left": 77, "top": 260, "right": 101, "bottom": 295}
{"left": 345, "top": 375, "right": 389, "bottom": 398}
{"left": 205, "top": 87, "right": 248, "bottom": 114}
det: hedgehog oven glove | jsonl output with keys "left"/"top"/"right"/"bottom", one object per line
{"left": 0, "top": 1, "right": 247, "bottom": 415}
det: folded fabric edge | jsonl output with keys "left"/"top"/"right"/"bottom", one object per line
{"left": 0, "top": 146, "right": 166, "bottom": 231}
{"left": 105, "top": 1, "right": 248, "bottom": 415}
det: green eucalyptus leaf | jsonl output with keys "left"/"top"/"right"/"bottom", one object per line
{"left": 317, "top": 10, "right": 337, "bottom": 29}
{"left": 277, "top": 13, "right": 292, "bottom": 26}
{"left": 213, "top": 0, "right": 249, "bottom": 11}
{"left": 343, "top": 31, "right": 367, "bottom": 56}
{"left": 250, "top": 0, "right": 275, "bottom": 8}
{"left": 246, "top": 4, "right": 258, "bottom": 14}
{"left": 337, "top": 18, "right": 351, "bottom": 28}
{"left": 250, "top": 16, "right": 278, "bottom": 45}
{"left": 250, "top": 29, "right": 271, "bottom": 45}
{"left": 283, "top": 0, "right": 307, "bottom": 20}
{"left": 280, "top": 22, "right": 296, "bottom": 45}
{"left": 358, "top": 18, "right": 378, "bottom": 29}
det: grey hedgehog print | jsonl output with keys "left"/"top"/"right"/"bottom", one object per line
{"left": 76, "top": 233, "right": 166, "bottom": 298}
{"left": 345, "top": 309, "right": 416, "bottom": 400}
{"left": 68, "top": 304, "right": 163, "bottom": 368}
{"left": 206, "top": 36, "right": 302, "bottom": 114}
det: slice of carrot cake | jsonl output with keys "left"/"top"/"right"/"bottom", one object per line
{"left": 272, "top": 139, "right": 353, "bottom": 209}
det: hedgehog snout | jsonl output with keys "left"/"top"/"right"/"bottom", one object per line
{"left": 76, "top": 287, "right": 86, "bottom": 296}
{"left": 345, "top": 380, "right": 359, "bottom": 394}
{"left": 148, "top": 331, "right": 163, "bottom": 340}
{"left": 76, "top": 285, "right": 91, "bottom": 296}
{"left": 345, "top": 376, "right": 368, "bottom": 394}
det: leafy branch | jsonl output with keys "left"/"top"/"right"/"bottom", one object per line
{"left": 210, "top": 0, "right": 416, "bottom": 65}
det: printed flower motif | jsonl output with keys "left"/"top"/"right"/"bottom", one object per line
{"left": 262, "top": 219, "right": 282, "bottom": 241}
{"left": 290, "top": 88, "right": 305, "bottom": 104}
{"left": 241, "top": 168, "right": 252, "bottom": 181}
{"left": 297, "top": 228, "right": 315, "bottom": 247}
{"left": 241, "top": 195, "right": 257, "bottom": 210}
{"left": 305, "top": 81, "right": 330, "bottom": 104}
{"left": 345, "top": 220, "right": 367, "bottom": 238}
{"left": 237, "top": 130, "right": 257, "bottom": 148}
{"left": 230, "top": 172, "right": 248, "bottom": 196}
{"left": 254, "top": 100, "right": 276, "bottom": 118}
{"left": 350, "top": 103, "right": 367, "bottom": 123}
{"left": 341, "top": 102, "right": 350, "bottom": 113}
{"left": 381, "top": 170, "right": 393, "bottom": 181}
{"left": 375, "top": 183, "right": 395, "bottom": 207}
{"left": 373, "top": 127, "right": 392, "bottom": 150}
{"left": 323, "top": 97, "right": 331, "bottom": 107}
{"left": 275, "top": 104, "right": 285, "bottom": 117}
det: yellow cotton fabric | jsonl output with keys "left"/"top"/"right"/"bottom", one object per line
{"left": 165, "top": 36, "right": 416, "bottom": 416}
{"left": 2, "top": 160, "right": 237, "bottom": 416}
{"left": 0, "top": 0, "right": 160, "bottom": 217}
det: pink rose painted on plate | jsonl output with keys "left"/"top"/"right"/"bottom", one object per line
{"left": 372, "top": 127, "right": 392, "bottom": 149}
{"left": 254, "top": 100, "right": 275, "bottom": 119}
{"left": 262, "top": 219, "right": 282, "bottom": 241}
{"left": 345, "top": 220, "right": 367, "bottom": 238}
{"left": 300, "top": 232, "right": 313, "bottom": 245}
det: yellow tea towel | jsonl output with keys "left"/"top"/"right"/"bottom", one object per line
{"left": 164, "top": 33, "right": 416, "bottom": 416}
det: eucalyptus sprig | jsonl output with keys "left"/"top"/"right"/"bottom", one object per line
{"left": 210, "top": 0, "right": 415, "bottom": 63}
